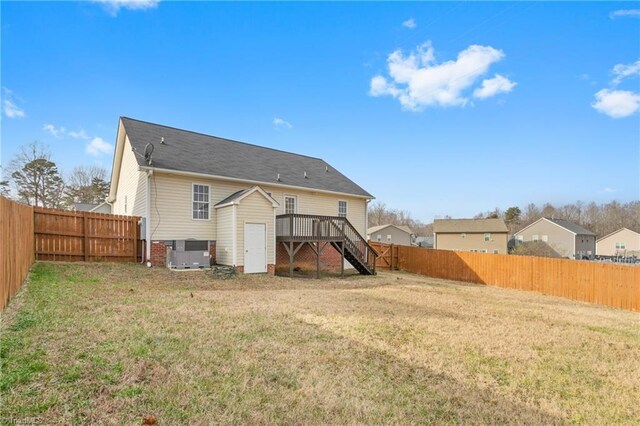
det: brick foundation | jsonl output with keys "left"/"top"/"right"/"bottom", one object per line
{"left": 150, "top": 241, "right": 168, "bottom": 267}
{"left": 209, "top": 241, "right": 216, "bottom": 266}
{"left": 276, "top": 242, "right": 345, "bottom": 272}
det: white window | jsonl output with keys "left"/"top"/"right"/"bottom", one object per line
{"left": 387, "top": 234, "right": 392, "bottom": 242}
{"left": 376, "top": 235, "right": 382, "bottom": 242}
{"left": 532, "top": 235, "right": 539, "bottom": 242}
{"left": 484, "top": 233, "right": 491, "bottom": 241}
{"left": 461, "top": 233, "right": 466, "bottom": 238}
{"left": 338, "top": 200, "right": 347, "bottom": 217}
{"left": 616, "top": 242, "right": 626, "bottom": 249}
{"left": 470, "top": 249, "right": 478, "bottom": 253}
{"left": 284, "top": 195, "right": 297, "bottom": 214}
{"left": 192, "top": 184, "right": 210, "bottom": 220}
{"left": 516, "top": 235, "right": 523, "bottom": 241}
{"left": 542, "top": 235, "right": 548, "bottom": 242}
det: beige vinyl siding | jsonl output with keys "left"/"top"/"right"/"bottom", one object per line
{"left": 112, "top": 137, "right": 146, "bottom": 216}
{"left": 434, "top": 232, "right": 508, "bottom": 253}
{"left": 236, "top": 192, "right": 275, "bottom": 266}
{"left": 148, "top": 172, "right": 368, "bottom": 241}
{"left": 597, "top": 228, "right": 640, "bottom": 256}
{"left": 369, "top": 227, "right": 412, "bottom": 246}
{"left": 215, "top": 206, "right": 234, "bottom": 265}
{"left": 515, "top": 220, "right": 575, "bottom": 258}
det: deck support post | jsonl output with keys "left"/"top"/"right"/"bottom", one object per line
{"left": 282, "top": 241, "right": 305, "bottom": 277}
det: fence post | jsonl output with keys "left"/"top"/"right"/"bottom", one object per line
{"left": 83, "top": 212, "right": 89, "bottom": 261}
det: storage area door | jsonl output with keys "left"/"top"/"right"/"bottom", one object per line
{"left": 244, "top": 223, "right": 267, "bottom": 273}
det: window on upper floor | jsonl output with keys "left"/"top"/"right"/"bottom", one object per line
{"left": 616, "top": 242, "right": 626, "bottom": 249}
{"left": 338, "top": 200, "right": 347, "bottom": 217}
{"left": 192, "top": 184, "right": 210, "bottom": 220}
{"left": 284, "top": 195, "right": 297, "bottom": 214}
{"left": 387, "top": 234, "right": 392, "bottom": 242}
{"left": 484, "top": 233, "right": 490, "bottom": 241}
{"left": 377, "top": 234, "right": 382, "bottom": 242}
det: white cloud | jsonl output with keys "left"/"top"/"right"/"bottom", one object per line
{"left": 592, "top": 89, "right": 640, "bottom": 118}
{"left": 402, "top": 18, "right": 416, "bottom": 29}
{"left": 601, "top": 187, "right": 618, "bottom": 193}
{"left": 68, "top": 129, "right": 90, "bottom": 140}
{"left": 609, "top": 9, "right": 640, "bottom": 19}
{"left": 473, "top": 74, "right": 517, "bottom": 99}
{"left": 43, "top": 124, "right": 66, "bottom": 138}
{"left": 273, "top": 117, "right": 293, "bottom": 129}
{"left": 2, "top": 88, "right": 26, "bottom": 118}
{"left": 86, "top": 137, "right": 114, "bottom": 156}
{"left": 3, "top": 100, "right": 26, "bottom": 119}
{"left": 93, "top": 0, "right": 159, "bottom": 15}
{"left": 370, "top": 41, "right": 512, "bottom": 110}
{"left": 612, "top": 60, "right": 640, "bottom": 85}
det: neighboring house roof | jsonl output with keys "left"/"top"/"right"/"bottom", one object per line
{"left": 213, "top": 186, "right": 279, "bottom": 208}
{"left": 516, "top": 217, "right": 596, "bottom": 236}
{"left": 89, "top": 202, "right": 111, "bottom": 213}
{"left": 597, "top": 227, "right": 640, "bottom": 242}
{"left": 367, "top": 224, "right": 413, "bottom": 235}
{"left": 433, "top": 218, "right": 508, "bottom": 233}
{"left": 73, "top": 203, "right": 99, "bottom": 212}
{"left": 119, "top": 117, "right": 372, "bottom": 198}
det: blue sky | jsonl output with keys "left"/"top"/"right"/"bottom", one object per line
{"left": 1, "top": 1, "right": 639, "bottom": 221}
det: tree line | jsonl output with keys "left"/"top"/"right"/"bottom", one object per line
{"left": 1, "top": 142, "right": 110, "bottom": 209}
{"left": 368, "top": 200, "right": 640, "bottom": 239}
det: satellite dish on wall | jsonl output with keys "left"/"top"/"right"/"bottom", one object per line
{"left": 144, "top": 143, "right": 155, "bottom": 166}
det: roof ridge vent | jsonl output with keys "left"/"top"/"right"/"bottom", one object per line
{"left": 277, "top": 173, "right": 281, "bottom": 182}
{"left": 304, "top": 171, "right": 308, "bottom": 179}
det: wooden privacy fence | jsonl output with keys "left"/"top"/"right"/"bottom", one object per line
{"left": 369, "top": 241, "right": 399, "bottom": 270}
{"left": 395, "top": 245, "right": 640, "bottom": 312}
{"left": 1, "top": 196, "right": 34, "bottom": 311}
{"left": 34, "top": 207, "right": 143, "bottom": 262}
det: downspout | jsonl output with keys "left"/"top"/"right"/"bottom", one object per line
{"left": 232, "top": 204, "right": 238, "bottom": 267}
{"left": 146, "top": 170, "right": 153, "bottom": 265}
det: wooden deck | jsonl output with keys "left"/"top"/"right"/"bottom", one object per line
{"left": 276, "top": 214, "right": 377, "bottom": 277}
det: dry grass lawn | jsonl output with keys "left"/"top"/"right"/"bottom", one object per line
{"left": 1, "top": 262, "right": 639, "bottom": 425}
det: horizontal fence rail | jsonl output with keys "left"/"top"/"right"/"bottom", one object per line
{"left": 392, "top": 244, "right": 640, "bottom": 312}
{"left": 34, "top": 207, "right": 142, "bottom": 262}
{"left": 1, "top": 196, "right": 34, "bottom": 311}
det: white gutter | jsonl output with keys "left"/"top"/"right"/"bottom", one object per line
{"left": 139, "top": 166, "right": 373, "bottom": 200}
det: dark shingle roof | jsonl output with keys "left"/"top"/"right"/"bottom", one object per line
{"left": 214, "top": 189, "right": 250, "bottom": 207}
{"left": 546, "top": 218, "right": 595, "bottom": 235}
{"left": 121, "top": 117, "right": 372, "bottom": 198}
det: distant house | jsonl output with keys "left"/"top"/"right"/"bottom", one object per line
{"left": 514, "top": 218, "right": 596, "bottom": 259}
{"left": 596, "top": 228, "right": 640, "bottom": 257}
{"left": 414, "top": 236, "right": 434, "bottom": 248}
{"left": 367, "top": 224, "right": 413, "bottom": 246}
{"left": 433, "top": 218, "right": 508, "bottom": 254}
{"left": 72, "top": 202, "right": 111, "bottom": 214}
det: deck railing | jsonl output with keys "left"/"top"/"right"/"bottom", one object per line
{"left": 276, "top": 213, "right": 377, "bottom": 274}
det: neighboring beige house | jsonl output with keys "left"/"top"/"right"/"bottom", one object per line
{"left": 596, "top": 228, "right": 640, "bottom": 257}
{"left": 514, "top": 218, "right": 596, "bottom": 259}
{"left": 433, "top": 218, "right": 508, "bottom": 254}
{"left": 108, "top": 117, "right": 375, "bottom": 274}
{"left": 367, "top": 224, "right": 413, "bottom": 246}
